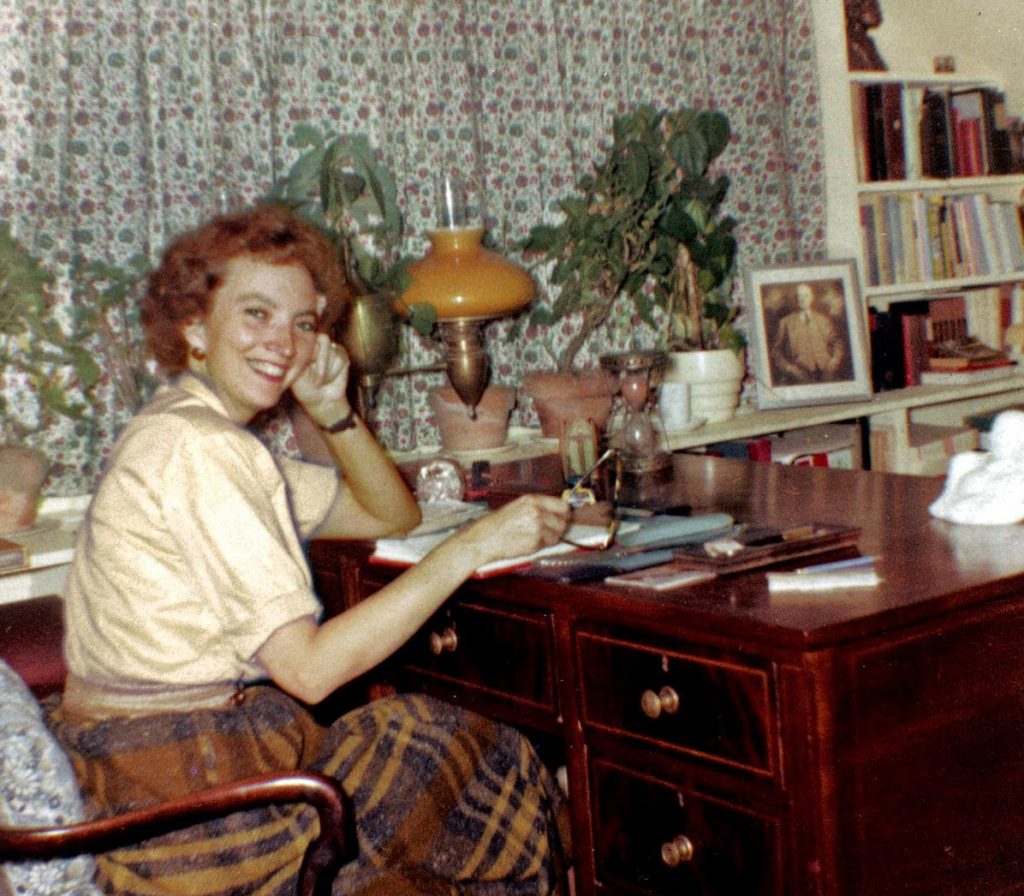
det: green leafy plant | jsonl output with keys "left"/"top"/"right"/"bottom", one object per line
{"left": 268, "top": 125, "right": 434, "bottom": 336}
{"left": 0, "top": 222, "right": 153, "bottom": 445}
{"left": 0, "top": 223, "right": 101, "bottom": 442}
{"left": 520, "top": 104, "right": 741, "bottom": 372}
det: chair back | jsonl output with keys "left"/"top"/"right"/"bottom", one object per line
{"left": 0, "top": 595, "right": 67, "bottom": 696}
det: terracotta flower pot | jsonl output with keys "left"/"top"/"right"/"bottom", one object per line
{"left": 0, "top": 446, "right": 49, "bottom": 535}
{"left": 429, "top": 385, "right": 516, "bottom": 452}
{"left": 523, "top": 370, "right": 617, "bottom": 439}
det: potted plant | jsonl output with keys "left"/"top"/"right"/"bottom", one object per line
{"left": 267, "top": 127, "right": 436, "bottom": 384}
{"left": 0, "top": 225, "right": 95, "bottom": 531}
{"left": 0, "top": 224, "right": 154, "bottom": 530}
{"left": 519, "top": 104, "right": 744, "bottom": 432}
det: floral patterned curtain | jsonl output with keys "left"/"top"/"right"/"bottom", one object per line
{"left": 0, "top": 0, "right": 825, "bottom": 495}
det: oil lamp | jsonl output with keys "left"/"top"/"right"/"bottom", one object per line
{"left": 400, "top": 172, "right": 534, "bottom": 412}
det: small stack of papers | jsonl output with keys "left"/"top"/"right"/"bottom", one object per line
{"left": 766, "top": 555, "right": 879, "bottom": 592}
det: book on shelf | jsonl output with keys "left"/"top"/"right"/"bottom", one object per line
{"left": 951, "top": 89, "right": 987, "bottom": 177}
{"left": 926, "top": 296, "right": 968, "bottom": 344}
{"left": 985, "top": 90, "right": 1016, "bottom": 174}
{"left": 897, "top": 300, "right": 931, "bottom": 387}
{"left": 928, "top": 335, "right": 1009, "bottom": 369}
{"left": 901, "top": 85, "right": 925, "bottom": 181}
{"left": 928, "top": 355, "right": 1013, "bottom": 371}
{"left": 950, "top": 87, "right": 1016, "bottom": 177}
{"left": 920, "top": 88, "right": 955, "bottom": 178}
{"left": 868, "top": 308, "right": 905, "bottom": 392}
{"left": 918, "top": 363, "right": 1019, "bottom": 385}
{"left": 859, "top": 83, "right": 906, "bottom": 182}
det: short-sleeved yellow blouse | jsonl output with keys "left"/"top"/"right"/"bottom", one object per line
{"left": 63, "top": 373, "right": 339, "bottom": 692}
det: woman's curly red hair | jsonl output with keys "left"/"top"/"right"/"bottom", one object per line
{"left": 142, "top": 204, "right": 350, "bottom": 372}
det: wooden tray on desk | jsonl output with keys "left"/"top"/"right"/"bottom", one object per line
{"left": 671, "top": 523, "right": 862, "bottom": 574}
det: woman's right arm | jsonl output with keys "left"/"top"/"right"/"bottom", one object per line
{"left": 256, "top": 493, "right": 569, "bottom": 705}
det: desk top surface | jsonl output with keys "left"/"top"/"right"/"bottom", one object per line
{"left": 360, "top": 454, "right": 1024, "bottom": 652}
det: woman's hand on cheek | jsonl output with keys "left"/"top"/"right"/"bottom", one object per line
{"left": 292, "top": 334, "right": 352, "bottom": 425}
{"left": 452, "top": 494, "right": 570, "bottom": 570}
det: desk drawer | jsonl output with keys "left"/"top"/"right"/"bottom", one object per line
{"left": 577, "top": 631, "right": 775, "bottom": 776}
{"left": 591, "top": 760, "right": 780, "bottom": 896}
{"left": 400, "top": 599, "right": 556, "bottom": 714}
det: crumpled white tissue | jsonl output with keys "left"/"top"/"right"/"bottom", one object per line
{"left": 929, "top": 410, "right": 1024, "bottom": 525}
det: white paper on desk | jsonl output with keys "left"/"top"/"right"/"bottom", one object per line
{"left": 766, "top": 570, "right": 881, "bottom": 592}
{"left": 372, "top": 522, "right": 613, "bottom": 578}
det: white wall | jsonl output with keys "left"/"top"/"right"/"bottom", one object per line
{"left": 871, "top": 1, "right": 1024, "bottom": 110}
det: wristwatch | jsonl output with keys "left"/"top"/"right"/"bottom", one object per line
{"left": 322, "top": 409, "right": 358, "bottom": 433}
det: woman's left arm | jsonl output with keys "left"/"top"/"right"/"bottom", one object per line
{"left": 291, "top": 334, "right": 421, "bottom": 539}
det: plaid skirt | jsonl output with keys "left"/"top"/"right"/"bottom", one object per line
{"left": 47, "top": 688, "right": 566, "bottom": 896}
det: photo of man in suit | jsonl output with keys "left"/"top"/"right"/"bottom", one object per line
{"left": 769, "top": 281, "right": 852, "bottom": 385}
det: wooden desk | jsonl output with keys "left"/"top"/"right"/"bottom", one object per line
{"left": 310, "top": 455, "right": 1024, "bottom": 896}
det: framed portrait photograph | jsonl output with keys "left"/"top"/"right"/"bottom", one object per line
{"left": 744, "top": 259, "right": 872, "bottom": 409}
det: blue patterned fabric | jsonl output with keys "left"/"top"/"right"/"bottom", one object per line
{"left": 0, "top": 660, "right": 98, "bottom": 896}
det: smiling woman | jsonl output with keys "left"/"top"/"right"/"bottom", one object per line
{"left": 182, "top": 257, "right": 322, "bottom": 423}
{"left": 48, "top": 204, "right": 572, "bottom": 895}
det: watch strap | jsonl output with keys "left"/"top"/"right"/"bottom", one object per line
{"left": 322, "top": 409, "right": 358, "bottom": 433}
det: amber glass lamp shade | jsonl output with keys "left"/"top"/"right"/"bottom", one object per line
{"left": 401, "top": 226, "right": 535, "bottom": 409}
{"left": 402, "top": 227, "right": 534, "bottom": 319}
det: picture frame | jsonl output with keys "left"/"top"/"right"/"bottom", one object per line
{"left": 744, "top": 259, "right": 872, "bottom": 409}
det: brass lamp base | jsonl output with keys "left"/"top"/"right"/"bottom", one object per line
{"left": 438, "top": 319, "right": 490, "bottom": 413}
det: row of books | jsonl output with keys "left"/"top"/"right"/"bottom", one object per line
{"left": 869, "top": 292, "right": 1020, "bottom": 390}
{"left": 859, "top": 191, "right": 1024, "bottom": 287}
{"left": 700, "top": 424, "right": 862, "bottom": 470}
{"left": 854, "top": 83, "right": 1019, "bottom": 183}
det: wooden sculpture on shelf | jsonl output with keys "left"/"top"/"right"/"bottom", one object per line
{"left": 845, "top": 0, "right": 887, "bottom": 71}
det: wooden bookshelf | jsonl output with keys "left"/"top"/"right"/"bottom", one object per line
{"left": 811, "top": 3, "right": 1024, "bottom": 308}
{"left": 664, "top": 374, "right": 1024, "bottom": 454}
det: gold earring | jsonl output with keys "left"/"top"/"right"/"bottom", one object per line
{"left": 190, "top": 346, "right": 206, "bottom": 362}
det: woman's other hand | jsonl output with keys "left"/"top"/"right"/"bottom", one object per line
{"left": 291, "top": 333, "right": 351, "bottom": 426}
{"left": 447, "top": 494, "right": 570, "bottom": 572}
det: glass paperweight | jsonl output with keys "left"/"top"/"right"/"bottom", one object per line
{"left": 415, "top": 458, "right": 466, "bottom": 503}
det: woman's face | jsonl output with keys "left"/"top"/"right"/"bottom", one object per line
{"left": 185, "top": 254, "right": 321, "bottom": 423}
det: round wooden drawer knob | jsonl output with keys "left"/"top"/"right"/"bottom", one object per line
{"left": 429, "top": 626, "right": 458, "bottom": 655}
{"left": 640, "top": 685, "right": 680, "bottom": 719}
{"left": 661, "top": 834, "right": 695, "bottom": 867}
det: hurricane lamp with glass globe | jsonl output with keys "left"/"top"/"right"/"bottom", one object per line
{"left": 400, "top": 171, "right": 534, "bottom": 415}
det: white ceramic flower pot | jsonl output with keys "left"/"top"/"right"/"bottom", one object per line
{"left": 664, "top": 349, "right": 746, "bottom": 423}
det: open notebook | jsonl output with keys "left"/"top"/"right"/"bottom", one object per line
{"left": 371, "top": 521, "right": 617, "bottom": 579}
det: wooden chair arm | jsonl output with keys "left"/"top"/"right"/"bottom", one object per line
{"left": 0, "top": 770, "right": 356, "bottom": 896}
